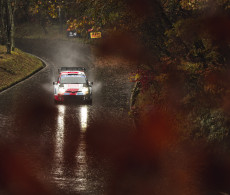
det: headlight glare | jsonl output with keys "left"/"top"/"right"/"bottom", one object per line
{"left": 59, "top": 87, "right": 66, "bottom": 94}
{"left": 82, "top": 87, "right": 89, "bottom": 94}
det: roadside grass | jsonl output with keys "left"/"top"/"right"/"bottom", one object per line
{"left": 0, "top": 45, "right": 44, "bottom": 92}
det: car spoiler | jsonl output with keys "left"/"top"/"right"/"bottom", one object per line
{"left": 58, "top": 67, "right": 86, "bottom": 73}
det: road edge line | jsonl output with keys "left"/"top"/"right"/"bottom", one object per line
{"left": 0, "top": 53, "right": 48, "bottom": 94}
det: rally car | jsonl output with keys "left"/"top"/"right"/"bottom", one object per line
{"left": 53, "top": 67, "right": 93, "bottom": 104}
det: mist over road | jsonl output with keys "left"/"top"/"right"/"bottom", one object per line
{"left": 0, "top": 39, "right": 133, "bottom": 194}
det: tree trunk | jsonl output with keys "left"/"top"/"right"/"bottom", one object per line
{"left": 11, "top": 0, "right": 17, "bottom": 51}
{"left": 0, "top": 0, "right": 6, "bottom": 45}
{"left": 5, "top": 0, "right": 17, "bottom": 53}
{"left": 5, "top": 0, "right": 12, "bottom": 54}
{"left": 11, "top": 12, "right": 15, "bottom": 51}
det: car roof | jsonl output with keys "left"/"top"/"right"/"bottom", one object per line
{"left": 60, "top": 71, "right": 85, "bottom": 75}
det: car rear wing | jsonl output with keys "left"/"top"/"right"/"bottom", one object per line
{"left": 58, "top": 67, "right": 86, "bottom": 73}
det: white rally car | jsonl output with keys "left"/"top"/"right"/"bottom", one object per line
{"left": 53, "top": 67, "right": 93, "bottom": 104}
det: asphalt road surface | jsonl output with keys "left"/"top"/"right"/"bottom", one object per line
{"left": 0, "top": 39, "right": 134, "bottom": 195}
{"left": 1, "top": 39, "right": 229, "bottom": 195}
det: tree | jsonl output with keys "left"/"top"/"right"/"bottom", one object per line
{"left": 0, "top": 0, "right": 6, "bottom": 45}
{"left": 0, "top": 0, "right": 18, "bottom": 53}
{"left": 7, "top": 0, "right": 18, "bottom": 53}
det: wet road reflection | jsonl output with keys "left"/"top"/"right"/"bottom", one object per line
{"left": 80, "top": 106, "right": 88, "bottom": 132}
{"left": 75, "top": 106, "right": 88, "bottom": 192}
{"left": 0, "top": 39, "right": 133, "bottom": 194}
{"left": 53, "top": 105, "right": 89, "bottom": 193}
{"left": 54, "top": 105, "right": 65, "bottom": 176}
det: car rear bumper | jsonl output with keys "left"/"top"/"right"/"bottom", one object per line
{"left": 54, "top": 94, "right": 91, "bottom": 103}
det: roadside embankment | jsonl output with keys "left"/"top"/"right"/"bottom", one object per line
{"left": 130, "top": 61, "right": 230, "bottom": 144}
{"left": 0, "top": 45, "right": 44, "bottom": 92}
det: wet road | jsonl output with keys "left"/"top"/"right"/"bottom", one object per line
{"left": 0, "top": 39, "right": 133, "bottom": 194}
{"left": 1, "top": 39, "right": 229, "bottom": 195}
